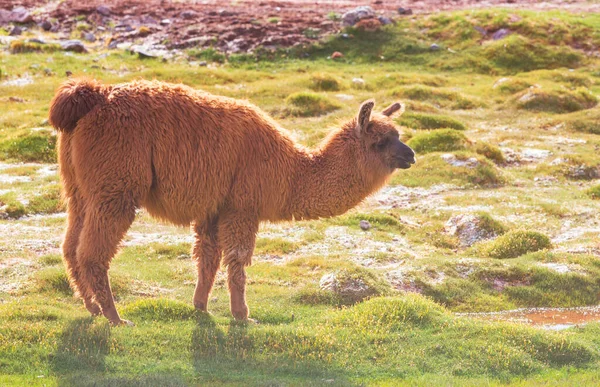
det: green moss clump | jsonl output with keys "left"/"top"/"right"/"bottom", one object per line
{"left": 28, "top": 184, "right": 65, "bottom": 215}
{"left": 483, "top": 35, "right": 582, "bottom": 73}
{"left": 0, "top": 134, "right": 57, "bottom": 163}
{"left": 255, "top": 237, "right": 300, "bottom": 255}
{"left": 391, "top": 85, "right": 481, "bottom": 110}
{"left": 9, "top": 40, "right": 61, "bottom": 54}
{"left": 587, "top": 185, "right": 600, "bottom": 199}
{"left": 474, "top": 142, "right": 505, "bottom": 164}
{"left": 407, "top": 129, "right": 468, "bottom": 153}
{"left": 398, "top": 112, "right": 466, "bottom": 130}
{"left": 284, "top": 92, "right": 342, "bottom": 117}
{"left": 309, "top": 73, "right": 343, "bottom": 91}
{"left": 477, "top": 212, "right": 507, "bottom": 236}
{"left": 515, "top": 88, "right": 597, "bottom": 114}
{"left": 486, "top": 230, "right": 551, "bottom": 259}
{"left": 35, "top": 268, "right": 72, "bottom": 295}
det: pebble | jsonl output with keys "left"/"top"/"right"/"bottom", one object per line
{"left": 359, "top": 220, "right": 371, "bottom": 231}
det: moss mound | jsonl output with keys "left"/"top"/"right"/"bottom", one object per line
{"left": 407, "top": 129, "right": 468, "bottom": 153}
{"left": 284, "top": 92, "right": 342, "bottom": 116}
{"left": 486, "top": 230, "right": 552, "bottom": 259}
{"left": 560, "top": 109, "right": 600, "bottom": 134}
{"left": 0, "top": 134, "right": 57, "bottom": 163}
{"left": 309, "top": 73, "right": 343, "bottom": 91}
{"left": 474, "top": 142, "right": 505, "bottom": 164}
{"left": 587, "top": 184, "right": 600, "bottom": 199}
{"left": 391, "top": 85, "right": 481, "bottom": 110}
{"left": 483, "top": 35, "right": 582, "bottom": 73}
{"left": 9, "top": 40, "right": 60, "bottom": 54}
{"left": 515, "top": 88, "right": 597, "bottom": 114}
{"left": 398, "top": 112, "right": 466, "bottom": 130}
{"left": 494, "top": 78, "right": 532, "bottom": 94}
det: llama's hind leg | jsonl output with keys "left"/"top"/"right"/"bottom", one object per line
{"left": 192, "top": 217, "right": 222, "bottom": 312}
{"left": 62, "top": 193, "right": 101, "bottom": 315}
{"left": 77, "top": 203, "right": 136, "bottom": 326}
{"left": 218, "top": 213, "right": 259, "bottom": 320}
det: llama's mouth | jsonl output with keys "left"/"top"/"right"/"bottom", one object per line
{"left": 396, "top": 157, "right": 416, "bottom": 169}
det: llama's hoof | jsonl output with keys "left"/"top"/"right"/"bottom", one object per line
{"left": 231, "top": 307, "right": 249, "bottom": 321}
{"left": 110, "top": 319, "right": 135, "bottom": 327}
{"left": 194, "top": 302, "right": 208, "bottom": 312}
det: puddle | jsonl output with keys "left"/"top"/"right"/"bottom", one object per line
{"left": 459, "top": 306, "right": 600, "bottom": 330}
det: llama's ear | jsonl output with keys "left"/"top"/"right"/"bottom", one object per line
{"left": 382, "top": 102, "right": 405, "bottom": 118}
{"left": 356, "top": 99, "right": 375, "bottom": 137}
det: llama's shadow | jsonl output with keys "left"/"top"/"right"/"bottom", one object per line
{"left": 51, "top": 317, "right": 110, "bottom": 385}
{"left": 191, "top": 314, "right": 355, "bottom": 386}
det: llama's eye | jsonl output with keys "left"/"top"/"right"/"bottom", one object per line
{"left": 377, "top": 138, "right": 389, "bottom": 149}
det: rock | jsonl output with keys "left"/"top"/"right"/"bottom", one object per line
{"left": 43, "top": 68, "right": 52, "bottom": 76}
{"left": 566, "top": 165, "right": 600, "bottom": 180}
{"left": 378, "top": 16, "right": 393, "bottom": 25}
{"left": 430, "top": 43, "right": 441, "bottom": 51}
{"left": 4, "top": 6, "right": 33, "bottom": 24}
{"left": 96, "top": 5, "right": 111, "bottom": 16}
{"left": 83, "top": 32, "right": 96, "bottom": 42}
{"left": 40, "top": 20, "right": 52, "bottom": 31}
{"left": 9, "top": 26, "right": 22, "bottom": 36}
{"left": 352, "top": 77, "right": 366, "bottom": 87}
{"left": 341, "top": 6, "right": 375, "bottom": 27}
{"left": 341, "top": 33, "right": 350, "bottom": 39}
{"left": 180, "top": 10, "right": 199, "bottom": 20}
{"left": 65, "top": 70, "right": 72, "bottom": 77}
{"left": 359, "top": 220, "right": 371, "bottom": 231}
{"left": 28, "top": 38, "right": 46, "bottom": 44}
{"left": 492, "top": 28, "right": 510, "bottom": 40}
{"left": 397, "top": 7, "right": 413, "bottom": 15}
{"left": 331, "top": 51, "right": 344, "bottom": 59}
{"left": 492, "top": 77, "right": 511, "bottom": 88}
{"left": 60, "top": 40, "right": 86, "bottom": 53}
{"left": 445, "top": 214, "right": 500, "bottom": 247}
{"left": 335, "top": 94, "right": 354, "bottom": 101}
{"left": 319, "top": 270, "right": 382, "bottom": 304}
{"left": 160, "top": 19, "right": 171, "bottom": 26}
{"left": 198, "top": 61, "right": 207, "bottom": 66}
{"left": 441, "top": 153, "right": 479, "bottom": 168}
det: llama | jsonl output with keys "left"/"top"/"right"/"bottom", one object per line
{"left": 49, "top": 79, "right": 416, "bottom": 325}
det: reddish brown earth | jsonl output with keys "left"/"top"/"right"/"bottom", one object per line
{"left": 1, "top": 0, "right": 599, "bottom": 54}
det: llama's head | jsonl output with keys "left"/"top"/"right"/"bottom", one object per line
{"left": 352, "top": 99, "right": 416, "bottom": 171}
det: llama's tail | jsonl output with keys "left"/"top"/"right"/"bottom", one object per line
{"left": 49, "top": 79, "right": 109, "bottom": 132}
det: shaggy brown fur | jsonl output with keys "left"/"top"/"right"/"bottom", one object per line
{"left": 49, "top": 79, "right": 415, "bottom": 325}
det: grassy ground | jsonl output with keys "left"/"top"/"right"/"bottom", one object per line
{"left": 1, "top": 9, "right": 600, "bottom": 386}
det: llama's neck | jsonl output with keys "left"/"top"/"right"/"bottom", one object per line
{"left": 285, "top": 139, "right": 386, "bottom": 221}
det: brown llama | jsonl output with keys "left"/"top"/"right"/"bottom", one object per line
{"left": 48, "top": 79, "right": 416, "bottom": 326}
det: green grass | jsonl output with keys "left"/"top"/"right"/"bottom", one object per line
{"left": 514, "top": 88, "right": 597, "bottom": 114}
{"left": 587, "top": 185, "right": 600, "bottom": 199}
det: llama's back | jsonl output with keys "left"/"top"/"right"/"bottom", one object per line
{"left": 59, "top": 80, "right": 300, "bottom": 225}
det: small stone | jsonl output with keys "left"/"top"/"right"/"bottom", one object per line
{"left": 181, "top": 10, "right": 198, "bottom": 20}
{"left": 352, "top": 77, "right": 366, "bottom": 87}
{"left": 27, "top": 38, "right": 45, "bottom": 44}
{"left": 198, "top": 61, "right": 207, "bottom": 66}
{"left": 492, "top": 28, "right": 510, "bottom": 40}
{"left": 96, "top": 5, "right": 111, "bottom": 16}
{"left": 397, "top": 7, "right": 413, "bottom": 15}
{"left": 430, "top": 43, "right": 441, "bottom": 51}
{"left": 341, "top": 33, "right": 350, "bottom": 39}
{"left": 474, "top": 26, "right": 487, "bottom": 36}
{"left": 83, "top": 32, "right": 96, "bottom": 42}
{"left": 331, "top": 51, "right": 344, "bottom": 59}
{"left": 359, "top": 220, "right": 371, "bottom": 231}
{"left": 378, "top": 16, "right": 393, "bottom": 25}
{"left": 8, "top": 6, "right": 33, "bottom": 23}
{"left": 160, "top": 19, "right": 172, "bottom": 25}
{"left": 65, "top": 70, "right": 72, "bottom": 77}
{"left": 60, "top": 40, "right": 87, "bottom": 53}
{"left": 43, "top": 68, "right": 53, "bottom": 76}
{"left": 41, "top": 20, "right": 53, "bottom": 31}
{"left": 9, "top": 26, "right": 22, "bottom": 36}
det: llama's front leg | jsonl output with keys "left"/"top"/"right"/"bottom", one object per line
{"left": 192, "top": 218, "right": 222, "bottom": 312}
{"left": 219, "top": 214, "right": 258, "bottom": 320}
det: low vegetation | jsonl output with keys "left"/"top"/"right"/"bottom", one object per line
{"left": 484, "top": 230, "right": 552, "bottom": 259}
